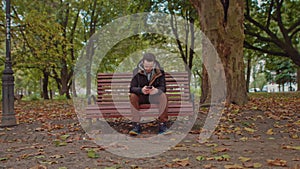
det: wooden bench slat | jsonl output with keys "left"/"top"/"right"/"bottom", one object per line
{"left": 98, "top": 77, "right": 189, "bottom": 83}
{"left": 85, "top": 108, "right": 193, "bottom": 114}
{"left": 86, "top": 103, "right": 193, "bottom": 109}
{"left": 98, "top": 72, "right": 189, "bottom": 78}
{"left": 85, "top": 112, "right": 193, "bottom": 118}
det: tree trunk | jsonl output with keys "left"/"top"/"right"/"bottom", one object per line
{"left": 297, "top": 67, "right": 300, "bottom": 91}
{"left": 190, "top": 0, "right": 248, "bottom": 105}
{"left": 246, "top": 57, "right": 251, "bottom": 92}
{"left": 200, "top": 66, "right": 210, "bottom": 103}
{"left": 60, "top": 61, "right": 71, "bottom": 99}
{"left": 42, "top": 70, "right": 50, "bottom": 100}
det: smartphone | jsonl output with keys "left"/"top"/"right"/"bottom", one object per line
{"left": 146, "top": 86, "right": 153, "bottom": 89}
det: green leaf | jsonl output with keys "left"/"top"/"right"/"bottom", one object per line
{"left": 196, "top": 155, "right": 205, "bottom": 161}
{"left": 0, "top": 157, "right": 8, "bottom": 161}
{"left": 222, "top": 154, "right": 231, "bottom": 160}
{"left": 59, "top": 142, "right": 67, "bottom": 146}
{"left": 53, "top": 139, "right": 67, "bottom": 147}
{"left": 60, "top": 134, "right": 70, "bottom": 141}
{"left": 87, "top": 149, "right": 99, "bottom": 158}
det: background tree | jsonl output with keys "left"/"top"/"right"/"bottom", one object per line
{"left": 264, "top": 56, "right": 297, "bottom": 91}
{"left": 190, "top": 0, "right": 248, "bottom": 105}
{"left": 11, "top": 0, "right": 66, "bottom": 99}
{"left": 244, "top": 0, "right": 300, "bottom": 91}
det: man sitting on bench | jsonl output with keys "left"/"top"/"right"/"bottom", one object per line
{"left": 129, "top": 53, "right": 169, "bottom": 135}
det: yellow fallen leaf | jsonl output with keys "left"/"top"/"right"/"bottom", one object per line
{"left": 290, "top": 133, "right": 299, "bottom": 139}
{"left": 224, "top": 164, "right": 244, "bottom": 169}
{"left": 244, "top": 127, "right": 256, "bottom": 133}
{"left": 253, "top": 163, "right": 262, "bottom": 168}
{"left": 267, "top": 159, "right": 287, "bottom": 166}
{"left": 238, "top": 156, "right": 251, "bottom": 162}
{"left": 282, "top": 145, "right": 300, "bottom": 150}
{"left": 266, "top": 128, "right": 274, "bottom": 135}
{"left": 239, "top": 137, "right": 248, "bottom": 141}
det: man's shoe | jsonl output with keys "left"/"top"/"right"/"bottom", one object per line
{"left": 158, "top": 122, "right": 172, "bottom": 135}
{"left": 129, "top": 123, "right": 141, "bottom": 136}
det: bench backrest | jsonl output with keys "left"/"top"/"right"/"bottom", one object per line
{"left": 97, "top": 72, "right": 190, "bottom": 103}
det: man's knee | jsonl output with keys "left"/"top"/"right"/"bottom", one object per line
{"left": 130, "top": 93, "right": 139, "bottom": 102}
{"left": 159, "top": 93, "right": 168, "bottom": 102}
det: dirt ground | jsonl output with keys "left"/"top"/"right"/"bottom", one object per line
{"left": 0, "top": 93, "right": 300, "bottom": 169}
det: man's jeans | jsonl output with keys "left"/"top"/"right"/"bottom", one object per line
{"left": 129, "top": 93, "right": 168, "bottom": 123}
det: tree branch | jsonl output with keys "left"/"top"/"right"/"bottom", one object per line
{"left": 287, "top": 18, "right": 300, "bottom": 33}
{"left": 244, "top": 14, "right": 284, "bottom": 48}
{"left": 275, "top": 0, "right": 291, "bottom": 45}
{"left": 245, "top": 0, "right": 250, "bottom": 16}
{"left": 266, "top": 0, "right": 274, "bottom": 28}
{"left": 245, "top": 29, "right": 276, "bottom": 44}
{"left": 244, "top": 41, "right": 287, "bottom": 57}
{"left": 290, "top": 27, "right": 300, "bottom": 39}
{"left": 170, "top": 14, "right": 186, "bottom": 65}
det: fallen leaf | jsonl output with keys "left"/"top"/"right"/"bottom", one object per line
{"left": 244, "top": 127, "right": 256, "bottom": 133}
{"left": 50, "top": 154, "right": 64, "bottom": 159}
{"left": 243, "top": 162, "right": 254, "bottom": 168}
{"left": 130, "top": 165, "right": 142, "bottom": 169}
{"left": 253, "top": 163, "right": 262, "bottom": 168}
{"left": 29, "top": 165, "right": 47, "bottom": 169}
{"left": 196, "top": 155, "right": 205, "bottom": 161}
{"left": 266, "top": 129, "right": 274, "bottom": 135}
{"left": 224, "top": 164, "right": 244, "bottom": 169}
{"left": 87, "top": 149, "right": 99, "bottom": 158}
{"left": 60, "top": 134, "right": 70, "bottom": 141}
{"left": 205, "top": 143, "right": 218, "bottom": 147}
{"left": 0, "top": 157, "right": 8, "bottom": 161}
{"left": 239, "top": 137, "right": 248, "bottom": 141}
{"left": 203, "top": 164, "right": 214, "bottom": 169}
{"left": 214, "top": 154, "right": 231, "bottom": 161}
{"left": 172, "top": 157, "right": 190, "bottom": 167}
{"left": 212, "top": 147, "right": 229, "bottom": 153}
{"left": 282, "top": 145, "right": 300, "bottom": 150}
{"left": 267, "top": 159, "right": 287, "bottom": 166}
{"left": 238, "top": 156, "right": 251, "bottom": 162}
{"left": 290, "top": 133, "right": 299, "bottom": 139}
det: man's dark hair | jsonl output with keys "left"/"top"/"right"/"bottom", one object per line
{"left": 143, "top": 53, "right": 156, "bottom": 62}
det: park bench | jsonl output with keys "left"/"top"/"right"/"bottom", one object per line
{"left": 84, "top": 72, "right": 194, "bottom": 121}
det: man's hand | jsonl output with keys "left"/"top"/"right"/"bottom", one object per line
{"left": 149, "top": 87, "right": 158, "bottom": 95}
{"left": 142, "top": 86, "right": 158, "bottom": 95}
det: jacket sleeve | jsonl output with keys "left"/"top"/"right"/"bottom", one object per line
{"left": 156, "top": 71, "right": 166, "bottom": 94}
{"left": 130, "top": 74, "right": 143, "bottom": 95}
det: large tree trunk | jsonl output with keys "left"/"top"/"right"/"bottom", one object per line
{"left": 190, "top": 0, "right": 248, "bottom": 105}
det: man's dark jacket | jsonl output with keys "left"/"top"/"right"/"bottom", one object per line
{"left": 130, "top": 60, "right": 166, "bottom": 95}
